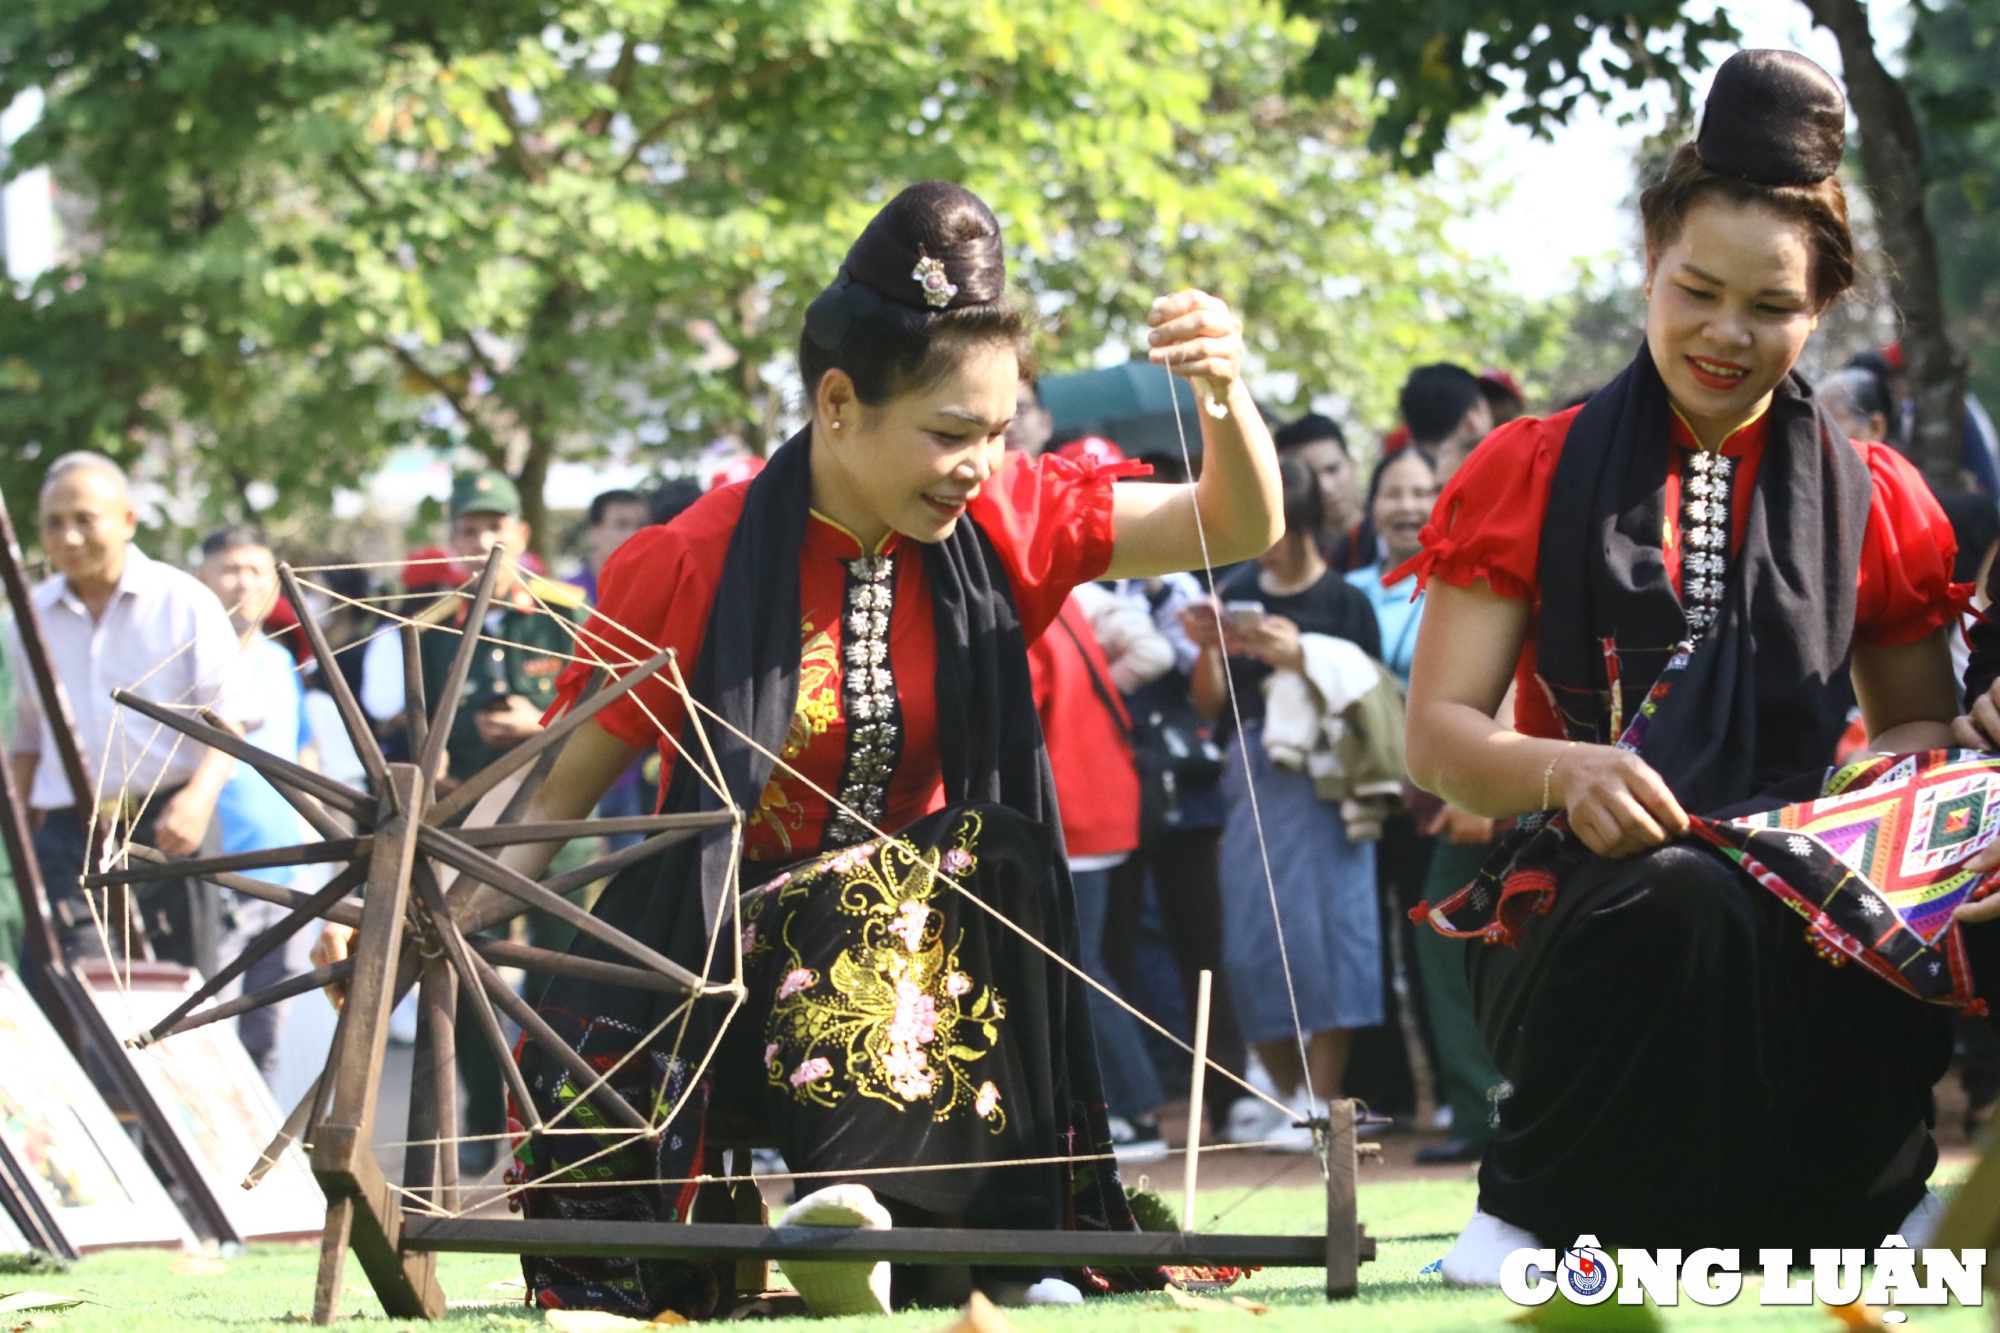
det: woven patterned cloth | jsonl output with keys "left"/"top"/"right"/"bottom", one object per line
{"left": 1689, "top": 749, "right": 2000, "bottom": 1010}
{"left": 1419, "top": 749, "right": 2000, "bottom": 1011}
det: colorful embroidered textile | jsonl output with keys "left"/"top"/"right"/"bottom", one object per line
{"left": 1688, "top": 749, "right": 2000, "bottom": 1010}
{"left": 1418, "top": 749, "right": 2000, "bottom": 1011}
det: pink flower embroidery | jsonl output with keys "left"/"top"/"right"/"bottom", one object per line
{"left": 887, "top": 900, "right": 930, "bottom": 952}
{"left": 777, "top": 967, "right": 817, "bottom": 1000}
{"left": 763, "top": 1043, "right": 780, "bottom": 1066}
{"left": 941, "top": 847, "right": 974, "bottom": 876}
{"left": 975, "top": 1081, "right": 1000, "bottom": 1119}
{"left": 789, "top": 1057, "right": 833, "bottom": 1087}
{"left": 882, "top": 978, "right": 940, "bottom": 1100}
{"left": 945, "top": 972, "right": 972, "bottom": 997}
{"left": 739, "top": 924, "right": 757, "bottom": 953}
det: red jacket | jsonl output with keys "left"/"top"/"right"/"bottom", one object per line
{"left": 1028, "top": 595, "right": 1140, "bottom": 860}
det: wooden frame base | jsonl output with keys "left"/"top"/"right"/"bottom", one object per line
{"left": 402, "top": 1217, "right": 1376, "bottom": 1269}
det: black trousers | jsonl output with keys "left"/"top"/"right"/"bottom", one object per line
{"left": 1470, "top": 843, "right": 1950, "bottom": 1251}
{"left": 31, "top": 799, "right": 217, "bottom": 973}
{"left": 1105, "top": 826, "right": 1247, "bottom": 1124}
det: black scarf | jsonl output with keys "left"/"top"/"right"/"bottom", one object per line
{"left": 546, "top": 429, "right": 1086, "bottom": 1080}
{"left": 660, "top": 428, "right": 1068, "bottom": 930}
{"left": 1535, "top": 343, "right": 1872, "bottom": 815}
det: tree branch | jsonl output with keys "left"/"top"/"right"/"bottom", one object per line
{"left": 485, "top": 88, "right": 547, "bottom": 183}
{"left": 1800, "top": 0, "right": 1967, "bottom": 482}
{"left": 583, "top": 36, "right": 638, "bottom": 137}
{"left": 384, "top": 341, "right": 492, "bottom": 437}
{"left": 614, "top": 50, "right": 817, "bottom": 178}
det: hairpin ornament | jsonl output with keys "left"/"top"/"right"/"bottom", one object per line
{"left": 912, "top": 252, "right": 957, "bottom": 309}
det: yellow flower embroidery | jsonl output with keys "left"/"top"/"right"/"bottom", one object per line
{"left": 762, "top": 814, "right": 1006, "bottom": 1130}
{"left": 748, "top": 621, "right": 843, "bottom": 858}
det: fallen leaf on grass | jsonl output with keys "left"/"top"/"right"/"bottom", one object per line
{"left": 1822, "top": 1303, "right": 1890, "bottom": 1331}
{"left": 1164, "top": 1287, "right": 1268, "bottom": 1315}
{"left": 172, "top": 1255, "right": 229, "bottom": 1277}
{"left": 0, "top": 1294, "right": 88, "bottom": 1315}
{"left": 930, "top": 1292, "right": 1014, "bottom": 1333}
{"left": 544, "top": 1310, "right": 689, "bottom": 1331}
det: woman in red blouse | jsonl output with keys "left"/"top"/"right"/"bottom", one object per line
{"left": 1400, "top": 53, "right": 1981, "bottom": 1281}
{"left": 321, "top": 183, "right": 1280, "bottom": 1318}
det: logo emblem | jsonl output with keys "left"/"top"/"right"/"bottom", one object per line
{"left": 1558, "top": 1236, "right": 1617, "bottom": 1305}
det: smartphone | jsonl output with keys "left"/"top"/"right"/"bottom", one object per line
{"left": 1223, "top": 600, "right": 1265, "bottom": 632}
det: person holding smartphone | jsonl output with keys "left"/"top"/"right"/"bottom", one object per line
{"left": 1183, "top": 455, "right": 1383, "bottom": 1145}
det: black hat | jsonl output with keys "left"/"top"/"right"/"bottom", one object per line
{"left": 1696, "top": 50, "right": 1846, "bottom": 187}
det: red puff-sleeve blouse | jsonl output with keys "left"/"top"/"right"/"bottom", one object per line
{"left": 1397, "top": 405, "right": 1968, "bottom": 742}
{"left": 548, "top": 451, "right": 1127, "bottom": 861}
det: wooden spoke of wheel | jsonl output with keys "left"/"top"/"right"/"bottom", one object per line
{"left": 83, "top": 837, "right": 367, "bottom": 889}
{"left": 415, "top": 548, "right": 505, "bottom": 790}
{"left": 144, "top": 924, "right": 696, "bottom": 1056}
{"left": 469, "top": 937, "right": 697, "bottom": 997}
{"left": 415, "top": 825, "right": 702, "bottom": 993}
{"left": 400, "top": 623, "right": 429, "bottom": 775}
{"left": 127, "top": 864, "right": 368, "bottom": 1048}
{"left": 110, "top": 690, "right": 374, "bottom": 821}
{"left": 436, "top": 665, "right": 602, "bottom": 839}
{"left": 454, "top": 812, "right": 732, "bottom": 847}
{"left": 408, "top": 865, "right": 546, "bottom": 1134}
{"left": 278, "top": 562, "right": 392, "bottom": 795}
{"left": 151, "top": 958, "right": 356, "bottom": 1041}
{"left": 458, "top": 938, "right": 651, "bottom": 1133}
{"left": 424, "top": 645, "right": 675, "bottom": 829}
{"left": 114, "top": 845, "right": 366, "bottom": 927}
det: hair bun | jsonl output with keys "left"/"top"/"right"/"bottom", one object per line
{"left": 839, "top": 181, "right": 1006, "bottom": 313}
{"left": 1696, "top": 50, "right": 1846, "bottom": 187}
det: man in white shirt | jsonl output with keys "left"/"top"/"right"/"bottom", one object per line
{"left": 7, "top": 453, "right": 249, "bottom": 967}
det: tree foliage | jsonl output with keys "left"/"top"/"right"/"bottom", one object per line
{"left": 1284, "top": 0, "right": 1736, "bottom": 169}
{"left": 0, "top": 0, "right": 1559, "bottom": 550}
{"left": 1907, "top": 0, "right": 2000, "bottom": 413}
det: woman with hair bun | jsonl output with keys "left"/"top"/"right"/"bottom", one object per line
{"left": 1400, "top": 52, "right": 1985, "bottom": 1280}
{"left": 317, "top": 181, "right": 1281, "bottom": 1319}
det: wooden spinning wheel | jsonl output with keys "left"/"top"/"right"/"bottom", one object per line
{"left": 83, "top": 547, "right": 1373, "bottom": 1324}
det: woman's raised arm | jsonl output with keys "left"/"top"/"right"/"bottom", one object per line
{"left": 1104, "top": 290, "right": 1283, "bottom": 579}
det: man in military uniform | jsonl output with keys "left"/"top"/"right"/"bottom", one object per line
{"left": 420, "top": 469, "right": 588, "bottom": 1174}
{"left": 419, "top": 470, "right": 587, "bottom": 786}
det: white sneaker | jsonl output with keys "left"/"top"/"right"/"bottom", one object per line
{"left": 1898, "top": 1189, "right": 1946, "bottom": 1249}
{"left": 1438, "top": 1207, "right": 1542, "bottom": 1288}
{"left": 1106, "top": 1114, "right": 1170, "bottom": 1164}
{"left": 777, "top": 1183, "right": 894, "bottom": 1316}
{"left": 1024, "top": 1278, "right": 1083, "bottom": 1305}
{"left": 1223, "top": 1096, "right": 1315, "bottom": 1152}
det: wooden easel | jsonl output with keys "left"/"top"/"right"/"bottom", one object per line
{"left": 0, "top": 492, "right": 237, "bottom": 1243}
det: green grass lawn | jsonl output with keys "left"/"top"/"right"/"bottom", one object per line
{"left": 2, "top": 1175, "right": 1987, "bottom": 1331}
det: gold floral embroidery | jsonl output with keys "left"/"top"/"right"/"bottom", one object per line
{"left": 748, "top": 621, "right": 843, "bottom": 858}
{"left": 760, "top": 814, "right": 1005, "bottom": 1129}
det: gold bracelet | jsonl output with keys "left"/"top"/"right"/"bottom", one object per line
{"left": 1541, "top": 741, "right": 1577, "bottom": 812}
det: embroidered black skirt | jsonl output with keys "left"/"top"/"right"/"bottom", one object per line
{"left": 508, "top": 803, "right": 1138, "bottom": 1318}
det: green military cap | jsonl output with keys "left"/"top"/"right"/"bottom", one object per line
{"left": 449, "top": 469, "right": 523, "bottom": 518}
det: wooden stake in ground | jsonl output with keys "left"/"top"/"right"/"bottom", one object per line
{"left": 1182, "top": 968, "right": 1213, "bottom": 1233}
